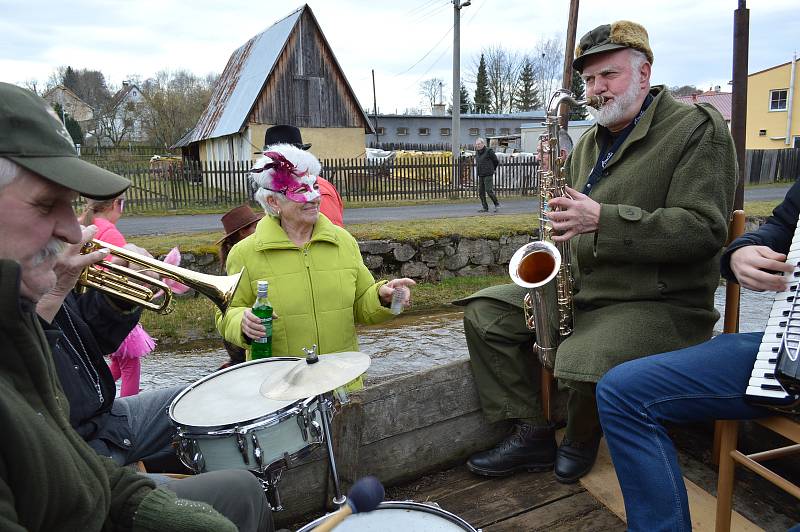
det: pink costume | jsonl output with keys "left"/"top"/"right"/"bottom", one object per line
{"left": 94, "top": 218, "right": 155, "bottom": 397}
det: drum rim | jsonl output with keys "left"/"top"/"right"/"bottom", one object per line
{"left": 169, "top": 357, "right": 306, "bottom": 431}
{"left": 297, "top": 501, "right": 478, "bottom": 531}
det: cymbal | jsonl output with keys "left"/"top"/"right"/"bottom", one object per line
{"left": 259, "top": 351, "right": 371, "bottom": 400}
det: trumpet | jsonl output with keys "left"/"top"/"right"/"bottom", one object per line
{"left": 78, "top": 239, "right": 244, "bottom": 315}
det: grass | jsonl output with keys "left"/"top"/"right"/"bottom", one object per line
{"left": 141, "top": 274, "right": 509, "bottom": 346}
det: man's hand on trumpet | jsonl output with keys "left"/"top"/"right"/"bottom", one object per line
{"left": 36, "top": 225, "right": 109, "bottom": 322}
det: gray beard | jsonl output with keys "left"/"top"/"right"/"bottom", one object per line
{"left": 31, "top": 238, "right": 66, "bottom": 266}
{"left": 587, "top": 81, "right": 642, "bottom": 128}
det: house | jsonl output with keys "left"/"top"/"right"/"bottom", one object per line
{"left": 174, "top": 4, "right": 373, "bottom": 163}
{"left": 369, "top": 111, "right": 545, "bottom": 151}
{"left": 746, "top": 56, "right": 800, "bottom": 149}
{"left": 675, "top": 87, "right": 732, "bottom": 128}
{"left": 42, "top": 85, "right": 94, "bottom": 126}
{"left": 95, "top": 81, "right": 148, "bottom": 146}
{"left": 519, "top": 120, "right": 595, "bottom": 154}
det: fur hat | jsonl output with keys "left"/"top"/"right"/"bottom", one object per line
{"left": 573, "top": 20, "right": 653, "bottom": 72}
{"left": 250, "top": 143, "right": 322, "bottom": 212}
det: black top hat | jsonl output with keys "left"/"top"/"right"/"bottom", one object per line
{"left": 263, "top": 125, "right": 311, "bottom": 151}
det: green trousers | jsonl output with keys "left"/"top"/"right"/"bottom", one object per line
{"left": 463, "top": 297, "right": 600, "bottom": 441}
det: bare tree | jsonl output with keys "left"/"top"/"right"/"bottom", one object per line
{"left": 531, "top": 36, "right": 564, "bottom": 104}
{"left": 140, "top": 70, "right": 218, "bottom": 148}
{"left": 20, "top": 79, "right": 41, "bottom": 95}
{"left": 94, "top": 98, "right": 143, "bottom": 147}
{"left": 418, "top": 78, "right": 446, "bottom": 111}
{"left": 480, "top": 45, "right": 523, "bottom": 113}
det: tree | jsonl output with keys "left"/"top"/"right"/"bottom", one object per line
{"left": 48, "top": 66, "right": 112, "bottom": 110}
{"left": 482, "top": 45, "right": 522, "bottom": 113}
{"left": 668, "top": 85, "right": 700, "bottom": 97}
{"left": 459, "top": 82, "right": 472, "bottom": 113}
{"left": 531, "top": 36, "right": 563, "bottom": 103}
{"left": 473, "top": 54, "right": 491, "bottom": 113}
{"left": 140, "top": 70, "right": 218, "bottom": 148}
{"left": 51, "top": 102, "right": 84, "bottom": 145}
{"left": 570, "top": 69, "right": 588, "bottom": 120}
{"left": 513, "top": 57, "right": 541, "bottom": 112}
{"left": 419, "top": 78, "right": 445, "bottom": 111}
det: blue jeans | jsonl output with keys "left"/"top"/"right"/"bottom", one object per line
{"left": 596, "top": 332, "right": 791, "bottom": 532}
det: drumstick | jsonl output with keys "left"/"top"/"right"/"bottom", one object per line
{"left": 312, "top": 476, "right": 384, "bottom": 532}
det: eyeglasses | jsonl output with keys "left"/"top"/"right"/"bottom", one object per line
{"left": 118, "top": 198, "right": 125, "bottom": 212}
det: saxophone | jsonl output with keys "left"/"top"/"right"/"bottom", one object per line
{"left": 508, "top": 89, "right": 604, "bottom": 370}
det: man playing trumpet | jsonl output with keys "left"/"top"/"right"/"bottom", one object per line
{"left": 461, "top": 20, "right": 736, "bottom": 483}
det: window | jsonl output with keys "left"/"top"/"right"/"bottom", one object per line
{"left": 440, "top": 127, "right": 451, "bottom": 136}
{"left": 397, "top": 127, "right": 408, "bottom": 136}
{"left": 500, "top": 127, "right": 510, "bottom": 135}
{"left": 419, "top": 127, "right": 430, "bottom": 136}
{"left": 125, "top": 102, "right": 135, "bottom": 112}
{"left": 794, "top": 136, "right": 800, "bottom": 149}
{"left": 485, "top": 128, "right": 496, "bottom": 136}
{"left": 759, "top": 129, "right": 767, "bottom": 136}
{"left": 770, "top": 89, "right": 788, "bottom": 111}
{"left": 375, "top": 127, "right": 385, "bottom": 135}
{"left": 513, "top": 128, "right": 521, "bottom": 134}
{"left": 468, "top": 127, "right": 479, "bottom": 136}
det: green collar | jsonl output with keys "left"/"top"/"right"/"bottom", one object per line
{"left": 254, "top": 213, "right": 340, "bottom": 251}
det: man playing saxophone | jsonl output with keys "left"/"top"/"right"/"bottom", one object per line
{"left": 459, "top": 20, "right": 736, "bottom": 483}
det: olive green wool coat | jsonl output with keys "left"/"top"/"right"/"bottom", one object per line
{"left": 555, "top": 86, "right": 736, "bottom": 382}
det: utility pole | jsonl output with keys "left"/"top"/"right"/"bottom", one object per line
{"left": 372, "top": 69, "right": 379, "bottom": 145}
{"left": 451, "top": 0, "right": 471, "bottom": 195}
{"left": 559, "top": 0, "right": 580, "bottom": 129}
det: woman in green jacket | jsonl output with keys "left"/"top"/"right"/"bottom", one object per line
{"left": 216, "top": 144, "right": 415, "bottom": 361}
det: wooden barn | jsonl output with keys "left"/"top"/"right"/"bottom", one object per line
{"left": 174, "top": 4, "right": 373, "bottom": 162}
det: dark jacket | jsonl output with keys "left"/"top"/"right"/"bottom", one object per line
{"left": 556, "top": 86, "right": 737, "bottom": 382}
{"left": 42, "top": 289, "right": 140, "bottom": 456}
{"left": 475, "top": 146, "right": 499, "bottom": 176}
{"left": 720, "top": 179, "right": 800, "bottom": 280}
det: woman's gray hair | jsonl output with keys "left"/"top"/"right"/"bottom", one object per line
{"left": 475, "top": 137, "right": 486, "bottom": 145}
{"left": 250, "top": 143, "right": 322, "bottom": 217}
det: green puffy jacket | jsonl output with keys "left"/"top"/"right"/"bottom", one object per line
{"left": 217, "top": 214, "right": 394, "bottom": 358}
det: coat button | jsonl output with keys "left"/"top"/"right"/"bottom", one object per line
{"left": 123, "top": 438, "right": 132, "bottom": 447}
{"left": 602, "top": 170, "right": 609, "bottom": 177}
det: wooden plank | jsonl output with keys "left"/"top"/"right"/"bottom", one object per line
{"left": 432, "top": 468, "right": 584, "bottom": 529}
{"left": 484, "top": 491, "right": 622, "bottom": 532}
{"left": 577, "top": 433, "right": 762, "bottom": 532}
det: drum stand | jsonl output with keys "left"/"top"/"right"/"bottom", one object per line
{"left": 257, "top": 467, "right": 284, "bottom": 512}
{"left": 318, "top": 392, "right": 346, "bottom": 506}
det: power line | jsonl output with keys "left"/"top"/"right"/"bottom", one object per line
{"left": 408, "top": 0, "right": 451, "bottom": 25}
{"left": 405, "top": 0, "right": 440, "bottom": 16}
{"left": 393, "top": 24, "right": 454, "bottom": 77}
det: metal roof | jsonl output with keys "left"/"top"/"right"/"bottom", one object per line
{"left": 675, "top": 92, "right": 732, "bottom": 121}
{"left": 174, "top": 6, "right": 303, "bottom": 147}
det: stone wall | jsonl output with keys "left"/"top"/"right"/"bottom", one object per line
{"left": 358, "top": 233, "right": 535, "bottom": 281}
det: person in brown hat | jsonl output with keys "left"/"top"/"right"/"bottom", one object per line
{"left": 216, "top": 204, "right": 264, "bottom": 367}
{"left": 464, "top": 20, "right": 736, "bottom": 486}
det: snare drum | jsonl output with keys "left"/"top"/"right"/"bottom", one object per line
{"left": 170, "top": 357, "right": 323, "bottom": 473}
{"left": 297, "top": 501, "right": 480, "bottom": 531}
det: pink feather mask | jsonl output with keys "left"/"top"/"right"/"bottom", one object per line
{"left": 254, "top": 151, "right": 321, "bottom": 203}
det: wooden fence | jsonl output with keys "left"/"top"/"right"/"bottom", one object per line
{"left": 83, "top": 156, "right": 539, "bottom": 212}
{"left": 746, "top": 148, "right": 800, "bottom": 184}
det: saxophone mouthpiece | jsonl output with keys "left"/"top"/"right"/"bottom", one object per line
{"left": 586, "top": 95, "right": 605, "bottom": 109}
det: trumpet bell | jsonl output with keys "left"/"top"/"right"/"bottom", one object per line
{"left": 79, "top": 240, "right": 244, "bottom": 315}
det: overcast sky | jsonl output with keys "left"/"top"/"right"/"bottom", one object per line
{"left": 1, "top": 0, "right": 797, "bottom": 113}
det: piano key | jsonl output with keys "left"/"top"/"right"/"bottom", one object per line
{"left": 746, "top": 386, "right": 791, "bottom": 399}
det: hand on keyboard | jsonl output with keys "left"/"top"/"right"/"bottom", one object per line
{"left": 730, "top": 245, "right": 794, "bottom": 292}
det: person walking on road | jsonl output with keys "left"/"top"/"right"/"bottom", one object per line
{"left": 475, "top": 138, "right": 500, "bottom": 213}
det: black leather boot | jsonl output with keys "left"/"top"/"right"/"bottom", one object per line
{"left": 466, "top": 422, "right": 556, "bottom": 477}
{"left": 554, "top": 433, "right": 602, "bottom": 484}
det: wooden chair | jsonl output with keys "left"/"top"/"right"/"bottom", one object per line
{"left": 714, "top": 210, "right": 800, "bottom": 531}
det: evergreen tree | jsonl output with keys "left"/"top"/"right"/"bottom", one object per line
{"left": 513, "top": 58, "right": 540, "bottom": 111}
{"left": 473, "top": 54, "right": 491, "bottom": 113}
{"left": 62, "top": 66, "right": 79, "bottom": 91}
{"left": 570, "top": 70, "right": 588, "bottom": 120}
{"left": 459, "top": 82, "right": 472, "bottom": 113}
{"left": 52, "top": 103, "right": 84, "bottom": 145}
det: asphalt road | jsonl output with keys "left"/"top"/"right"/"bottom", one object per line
{"left": 117, "top": 184, "right": 791, "bottom": 236}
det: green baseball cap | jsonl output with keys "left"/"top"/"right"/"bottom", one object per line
{"left": 573, "top": 20, "right": 654, "bottom": 73}
{"left": 0, "top": 82, "right": 130, "bottom": 199}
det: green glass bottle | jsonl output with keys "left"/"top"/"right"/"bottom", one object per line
{"left": 251, "top": 280, "right": 273, "bottom": 359}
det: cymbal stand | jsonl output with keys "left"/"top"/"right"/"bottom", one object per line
{"left": 317, "top": 392, "right": 346, "bottom": 506}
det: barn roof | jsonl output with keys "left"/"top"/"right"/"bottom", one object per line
{"left": 175, "top": 4, "right": 371, "bottom": 148}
